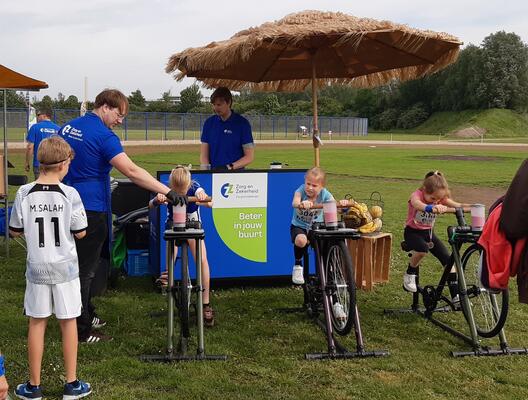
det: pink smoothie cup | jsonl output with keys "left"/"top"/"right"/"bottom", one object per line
{"left": 323, "top": 201, "right": 338, "bottom": 229}
{"left": 470, "top": 204, "right": 485, "bottom": 231}
{"left": 173, "top": 204, "right": 187, "bottom": 231}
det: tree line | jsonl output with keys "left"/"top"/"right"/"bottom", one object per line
{"left": 3, "top": 31, "right": 527, "bottom": 131}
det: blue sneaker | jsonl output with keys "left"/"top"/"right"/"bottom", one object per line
{"left": 63, "top": 380, "right": 92, "bottom": 400}
{"left": 15, "top": 381, "right": 43, "bottom": 400}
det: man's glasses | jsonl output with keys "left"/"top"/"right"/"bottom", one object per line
{"left": 113, "top": 108, "right": 126, "bottom": 119}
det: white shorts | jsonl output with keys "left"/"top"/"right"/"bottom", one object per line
{"left": 24, "top": 278, "right": 82, "bottom": 319}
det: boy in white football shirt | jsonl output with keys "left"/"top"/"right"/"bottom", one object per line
{"left": 9, "top": 136, "right": 91, "bottom": 400}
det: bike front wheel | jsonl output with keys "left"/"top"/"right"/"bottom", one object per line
{"left": 461, "top": 244, "right": 509, "bottom": 338}
{"left": 179, "top": 242, "right": 192, "bottom": 339}
{"left": 325, "top": 240, "right": 356, "bottom": 336}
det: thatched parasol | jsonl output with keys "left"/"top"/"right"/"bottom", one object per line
{"left": 166, "top": 10, "right": 462, "bottom": 166}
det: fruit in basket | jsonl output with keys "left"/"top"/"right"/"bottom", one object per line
{"left": 348, "top": 202, "right": 372, "bottom": 220}
{"left": 358, "top": 221, "right": 376, "bottom": 233}
{"left": 358, "top": 218, "right": 383, "bottom": 233}
{"left": 370, "top": 205, "right": 383, "bottom": 219}
{"left": 343, "top": 213, "right": 363, "bottom": 228}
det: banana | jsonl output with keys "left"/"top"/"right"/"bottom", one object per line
{"left": 359, "top": 221, "right": 377, "bottom": 233}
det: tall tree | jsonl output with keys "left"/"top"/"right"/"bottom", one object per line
{"left": 179, "top": 84, "right": 203, "bottom": 112}
{"left": 128, "top": 89, "right": 146, "bottom": 109}
{"left": 0, "top": 90, "right": 26, "bottom": 108}
{"left": 478, "top": 31, "right": 528, "bottom": 109}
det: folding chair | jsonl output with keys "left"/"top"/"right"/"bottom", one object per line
{"left": 1, "top": 174, "right": 29, "bottom": 250}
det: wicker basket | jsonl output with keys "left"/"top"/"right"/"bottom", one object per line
{"left": 341, "top": 192, "right": 384, "bottom": 229}
{"left": 345, "top": 191, "right": 384, "bottom": 209}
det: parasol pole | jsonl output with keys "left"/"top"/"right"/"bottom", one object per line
{"left": 3, "top": 89, "right": 8, "bottom": 256}
{"left": 311, "top": 52, "right": 320, "bottom": 167}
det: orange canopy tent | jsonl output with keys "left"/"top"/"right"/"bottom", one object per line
{"left": 1, "top": 64, "right": 48, "bottom": 254}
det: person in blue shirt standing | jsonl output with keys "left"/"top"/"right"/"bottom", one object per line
{"left": 200, "top": 87, "right": 254, "bottom": 171}
{"left": 25, "top": 108, "right": 60, "bottom": 179}
{"left": 59, "top": 89, "right": 186, "bottom": 344}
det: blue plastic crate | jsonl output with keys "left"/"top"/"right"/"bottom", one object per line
{"left": 125, "top": 249, "right": 150, "bottom": 276}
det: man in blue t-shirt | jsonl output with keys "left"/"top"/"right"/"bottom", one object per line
{"left": 200, "top": 87, "right": 254, "bottom": 171}
{"left": 59, "top": 89, "right": 186, "bottom": 344}
{"left": 25, "top": 108, "right": 60, "bottom": 179}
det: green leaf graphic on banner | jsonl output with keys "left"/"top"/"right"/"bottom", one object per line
{"left": 213, "top": 208, "right": 267, "bottom": 262}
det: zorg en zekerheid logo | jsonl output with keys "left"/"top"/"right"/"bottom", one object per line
{"left": 221, "top": 183, "right": 234, "bottom": 198}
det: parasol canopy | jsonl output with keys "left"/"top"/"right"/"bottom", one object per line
{"left": 166, "top": 10, "right": 462, "bottom": 165}
{"left": 0, "top": 64, "right": 49, "bottom": 90}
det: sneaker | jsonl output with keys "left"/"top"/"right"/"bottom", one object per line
{"left": 203, "top": 305, "right": 215, "bottom": 328}
{"left": 15, "top": 381, "right": 43, "bottom": 400}
{"left": 403, "top": 272, "right": 417, "bottom": 293}
{"left": 332, "top": 303, "right": 347, "bottom": 321}
{"left": 80, "top": 332, "right": 113, "bottom": 344}
{"left": 292, "top": 265, "right": 304, "bottom": 285}
{"left": 91, "top": 316, "right": 106, "bottom": 330}
{"left": 63, "top": 380, "right": 92, "bottom": 400}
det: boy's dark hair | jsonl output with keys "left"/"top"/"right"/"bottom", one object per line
{"left": 210, "top": 87, "right": 232, "bottom": 105}
{"left": 36, "top": 107, "right": 52, "bottom": 118}
{"left": 38, "top": 136, "right": 74, "bottom": 173}
{"left": 94, "top": 89, "right": 129, "bottom": 114}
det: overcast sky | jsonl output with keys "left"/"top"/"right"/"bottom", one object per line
{"left": 1, "top": 0, "right": 527, "bottom": 101}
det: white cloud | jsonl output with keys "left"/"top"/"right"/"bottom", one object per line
{"left": 1, "top": 0, "right": 527, "bottom": 100}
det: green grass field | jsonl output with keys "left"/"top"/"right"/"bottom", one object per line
{"left": 3, "top": 107, "right": 528, "bottom": 142}
{"left": 2, "top": 144, "right": 528, "bottom": 399}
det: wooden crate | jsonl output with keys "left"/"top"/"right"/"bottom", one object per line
{"left": 347, "top": 232, "right": 392, "bottom": 291}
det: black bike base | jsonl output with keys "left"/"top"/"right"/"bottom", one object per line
{"left": 452, "top": 347, "right": 528, "bottom": 358}
{"left": 139, "top": 353, "right": 228, "bottom": 362}
{"left": 384, "top": 306, "right": 528, "bottom": 358}
{"left": 305, "top": 350, "right": 389, "bottom": 360}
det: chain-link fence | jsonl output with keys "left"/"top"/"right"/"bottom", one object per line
{"left": 1, "top": 108, "right": 368, "bottom": 142}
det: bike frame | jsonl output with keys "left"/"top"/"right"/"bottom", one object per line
{"left": 303, "top": 225, "right": 389, "bottom": 360}
{"left": 140, "top": 225, "right": 227, "bottom": 362}
{"left": 386, "top": 209, "right": 528, "bottom": 357}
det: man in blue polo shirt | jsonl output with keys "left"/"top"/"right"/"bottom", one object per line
{"left": 25, "top": 108, "right": 60, "bottom": 179}
{"left": 200, "top": 87, "right": 254, "bottom": 170}
{"left": 60, "top": 89, "right": 185, "bottom": 344}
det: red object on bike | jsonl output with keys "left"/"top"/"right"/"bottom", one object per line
{"left": 478, "top": 203, "right": 527, "bottom": 289}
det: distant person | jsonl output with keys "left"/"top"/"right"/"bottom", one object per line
{"left": 25, "top": 108, "right": 60, "bottom": 180}
{"left": 0, "top": 351, "right": 7, "bottom": 400}
{"left": 200, "top": 87, "right": 254, "bottom": 171}
{"left": 10, "top": 136, "right": 92, "bottom": 400}
{"left": 59, "top": 89, "right": 186, "bottom": 344}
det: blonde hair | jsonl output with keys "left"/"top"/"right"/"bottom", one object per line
{"left": 169, "top": 165, "right": 192, "bottom": 194}
{"left": 422, "top": 170, "right": 451, "bottom": 197}
{"left": 305, "top": 167, "right": 326, "bottom": 186}
{"left": 38, "top": 136, "right": 74, "bottom": 173}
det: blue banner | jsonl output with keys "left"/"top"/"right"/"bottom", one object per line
{"left": 150, "top": 169, "right": 308, "bottom": 279}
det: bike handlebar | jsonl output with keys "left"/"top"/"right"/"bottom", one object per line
{"left": 186, "top": 196, "right": 212, "bottom": 203}
{"left": 293, "top": 201, "right": 352, "bottom": 210}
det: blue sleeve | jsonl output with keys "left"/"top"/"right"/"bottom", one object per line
{"left": 101, "top": 134, "right": 123, "bottom": 163}
{"left": 187, "top": 181, "right": 201, "bottom": 196}
{"left": 321, "top": 189, "right": 334, "bottom": 202}
{"left": 26, "top": 125, "right": 37, "bottom": 143}
{"left": 241, "top": 118, "right": 253, "bottom": 145}
{"left": 295, "top": 184, "right": 305, "bottom": 197}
